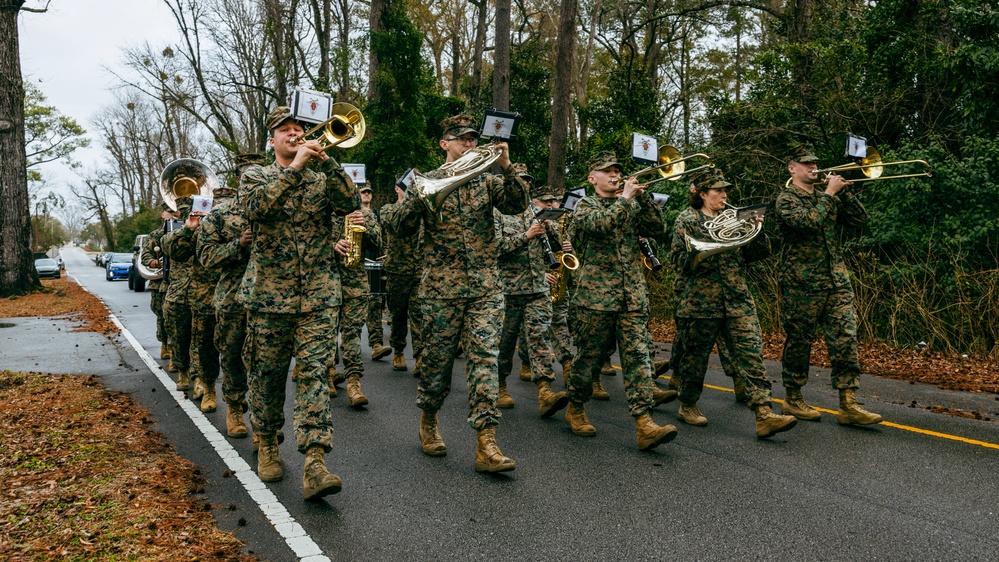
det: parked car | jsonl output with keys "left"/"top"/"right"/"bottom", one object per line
{"left": 35, "top": 258, "right": 61, "bottom": 279}
{"left": 105, "top": 253, "right": 133, "bottom": 281}
{"left": 128, "top": 234, "right": 148, "bottom": 292}
{"left": 95, "top": 251, "right": 113, "bottom": 267}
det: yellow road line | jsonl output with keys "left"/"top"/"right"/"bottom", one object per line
{"left": 695, "top": 382, "right": 999, "bottom": 451}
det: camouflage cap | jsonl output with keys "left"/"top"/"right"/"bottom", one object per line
{"left": 787, "top": 144, "right": 819, "bottom": 164}
{"left": 234, "top": 152, "right": 267, "bottom": 168}
{"left": 440, "top": 114, "right": 480, "bottom": 138}
{"left": 358, "top": 185, "right": 373, "bottom": 193}
{"left": 511, "top": 162, "right": 534, "bottom": 183}
{"left": 587, "top": 151, "right": 622, "bottom": 173}
{"left": 537, "top": 185, "right": 560, "bottom": 202}
{"left": 265, "top": 106, "right": 297, "bottom": 131}
{"left": 175, "top": 196, "right": 193, "bottom": 217}
{"left": 158, "top": 201, "right": 173, "bottom": 213}
{"left": 690, "top": 168, "right": 732, "bottom": 192}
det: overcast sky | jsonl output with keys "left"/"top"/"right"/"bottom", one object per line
{"left": 19, "top": 0, "right": 178, "bottom": 204}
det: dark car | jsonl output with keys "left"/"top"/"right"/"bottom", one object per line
{"left": 35, "top": 258, "right": 61, "bottom": 279}
{"left": 96, "top": 251, "right": 113, "bottom": 267}
{"left": 106, "top": 253, "right": 133, "bottom": 281}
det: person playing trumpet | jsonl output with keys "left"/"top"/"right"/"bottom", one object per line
{"left": 776, "top": 144, "right": 882, "bottom": 426}
{"left": 565, "top": 151, "right": 678, "bottom": 451}
{"left": 669, "top": 168, "right": 797, "bottom": 439}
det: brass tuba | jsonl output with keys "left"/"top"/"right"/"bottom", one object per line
{"left": 342, "top": 215, "right": 366, "bottom": 269}
{"left": 411, "top": 145, "right": 503, "bottom": 213}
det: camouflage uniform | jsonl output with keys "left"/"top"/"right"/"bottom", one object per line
{"left": 668, "top": 202, "right": 773, "bottom": 408}
{"left": 238, "top": 159, "right": 360, "bottom": 451}
{"left": 162, "top": 200, "right": 195, "bottom": 378}
{"left": 776, "top": 172, "right": 868, "bottom": 392}
{"left": 197, "top": 191, "right": 252, "bottom": 408}
{"left": 495, "top": 205, "right": 556, "bottom": 384}
{"left": 142, "top": 224, "right": 169, "bottom": 345}
{"left": 331, "top": 207, "right": 383, "bottom": 378}
{"left": 568, "top": 188, "right": 663, "bottom": 416}
{"left": 380, "top": 202, "right": 425, "bottom": 359}
{"left": 391, "top": 164, "right": 529, "bottom": 429}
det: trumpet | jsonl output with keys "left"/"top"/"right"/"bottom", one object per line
{"left": 293, "top": 102, "right": 366, "bottom": 152}
{"left": 811, "top": 147, "right": 932, "bottom": 183}
{"left": 612, "top": 145, "right": 714, "bottom": 188}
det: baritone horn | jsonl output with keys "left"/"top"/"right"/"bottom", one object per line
{"left": 811, "top": 147, "right": 932, "bottom": 182}
{"left": 295, "top": 102, "right": 366, "bottom": 151}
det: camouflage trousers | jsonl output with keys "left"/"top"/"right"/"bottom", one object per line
{"left": 386, "top": 272, "right": 423, "bottom": 358}
{"left": 331, "top": 295, "right": 367, "bottom": 379}
{"left": 418, "top": 294, "right": 504, "bottom": 430}
{"left": 366, "top": 294, "right": 384, "bottom": 348}
{"left": 244, "top": 309, "right": 335, "bottom": 453}
{"left": 150, "top": 289, "right": 167, "bottom": 343}
{"left": 781, "top": 286, "right": 861, "bottom": 391}
{"left": 215, "top": 308, "right": 248, "bottom": 407}
{"left": 164, "top": 300, "right": 193, "bottom": 373}
{"left": 674, "top": 315, "right": 772, "bottom": 408}
{"left": 519, "top": 299, "right": 572, "bottom": 367}
{"left": 499, "top": 292, "right": 555, "bottom": 383}
{"left": 568, "top": 307, "right": 655, "bottom": 416}
{"left": 191, "top": 310, "right": 219, "bottom": 386}
{"left": 669, "top": 313, "right": 742, "bottom": 384}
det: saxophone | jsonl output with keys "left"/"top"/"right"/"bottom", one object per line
{"left": 343, "top": 215, "right": 366, "bottom": 269}
{"left": 550, "top": 213, "right": 579, "bottom": 304}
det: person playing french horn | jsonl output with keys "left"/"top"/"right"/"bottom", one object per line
{"left": 668, "top": 167, "right": 798, "bottom": 439}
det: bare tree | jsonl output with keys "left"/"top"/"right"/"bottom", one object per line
{"left": 72, "top": 176, "right": 116, "bottom": 252}
{"left": 547, "top": 0, "right": 577, "bottom": 192}
{"left": 492, "top": 0, "right": 511, "bottom": 110}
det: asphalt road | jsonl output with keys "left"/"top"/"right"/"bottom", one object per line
{"left": 46, "top": 246, "right": 999, "bottom": 560}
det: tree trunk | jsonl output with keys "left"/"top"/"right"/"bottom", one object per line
{"left": 547, "top": 0, "right": 577, "bottom": 192}
{"left": 368, "top": 0, "right": 386, "bottom": 100}
{"left": 575, "top": 0, "right": 601, "bottom": 145}
{"left": 469, "top": 0, "right": 487, "bottom": 108}
{"left": 0, "top": 0, "right": 39, "bottom": 297}
{"left": 492, "top": 0, "right": 511, "bottom": 111}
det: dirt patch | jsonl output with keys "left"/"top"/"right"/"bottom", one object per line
{"left": 0, "top": 370, "right": 254, "bottom": 561}
{"left": 650, "top": 317, "right": 999, "bottom": 395}
{"left": 0, "top": 278, "right": 118, "bottom": 335}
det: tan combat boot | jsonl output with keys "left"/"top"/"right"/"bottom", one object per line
{"left": 519, "top": 362, "right": 532, "bottom": 381}
{"left": 326, "top": 368, "right": 338, "bottom": 397}
{"left": 653, "top": 386, "right": 678, "bottom": 407}
{"left": 168, "top": 359, "right": 177, "bottom": 373}
{"left": 591, "top": 379, "right": 610, "bottom": 400}
{"left": 474, "top": 427, "right": 516, "bottom": 473}
{"left": 677, "top": 403, "right": 708, "bottom": 426}
{"left": 497, "top": 382, "right": 514, "bottom": 409}
{"left": 669, "top": 373, "right": 680, "bottom": 391}
{"left": 419, "top": 410, "right": 447, "bottom": 456}
{"left": 303, "top": 445, "right": 342, "bottom": 500}
{"left": 560, "top": 359, "right": 572, "bottom": 387}
{"left": 536, "top": 380, "right": 569, "bottom": 418}
{"left": 733, "top": 377, "right": 748, "bottom": 403}
{"left": 653, "top": 358, "right": 671, "bottom": 377}
{"left": 635, "top": 412, "right": 678, "bottom": 451}
{"left": 755, "top": 404, "right": 798, "bottom": 439}
{"left": 371, "top": 343, "right": 392, "bottom": 361}
{"left": 838, "top": 389, "right": 883, "bottom": 426}
{"left": 192, "top": 377, "right": 205, "bottom": 400}
{"left": 257, "top": 434, "right": 283, "bottom": 482}
{"left": 226, "top": 403, "right": 248, "bottom": 438}
{"left": 176, "top": 369, "right": 190, "bottom": 391}
{"left": 565, "top": 402, "right": 596, "bottom": 436}
{"left": 252, "top": 430, "right": 285, "bottom": 453}
{"left": 200, "top": 383, "right": 217, "bottom": 413}
{"left": 393, "top": 352, "right": 408, "bottom": 371}
{"left": 600, "top": 360, "right": 616, "bottom": 376}
{"left": 783, "top": 388, "right": 821, "bottom": 421}
{"left": 412, "top": 355, "right": 422, "bottom": 378}
{"left": 347, "top": 375, "right": 368, "bottom": 408}
{"left": 160, "top": 343, "right": 170, "bottom": 359}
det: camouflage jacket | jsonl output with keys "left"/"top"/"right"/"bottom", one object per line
{"left": 494, "top": 205, "right": 552, "bottom": 296}
{"left": 196, "top": 195, "right": 251, "bottom": 313}
{"left": 380, "top": 202, "right": 425, "bottom": 277}
{"left": 669, "top": 207, "right": 769, "bottom": 318}
{"left": 775, "top": 183, "right": 867, "bottom": 294}
{"left": 237, "top": 161, "right": 360, "bottom": 313}
{"left": 333, "top": 206, "right": 383, "bottom": 300}
{"left": 141, "top": 224, "right": 167, "bottom": 293}
{"left": 390, "top": 165, "right": 529, "bottom": 299}
{"left": 162, "top": 225, "right": 195, "bottom": 306}
{"left": 570, "top": 193, "right": 664, "bottom": 312}
{"left": 164, "top": 217, "right": 220, "bottom": 315}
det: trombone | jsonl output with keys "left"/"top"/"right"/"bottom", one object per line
{"left": 293, "top": 102, "right": 366, "bottom": 151}
{"left": 616, "top": 145, "right": 714, "bottom": 187}
{"left": 812, "top": 147, "right": 932, "bottom": 182}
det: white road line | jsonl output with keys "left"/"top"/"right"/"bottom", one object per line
{"left": 104, "top": 307, "right": 330, "bottom": 561}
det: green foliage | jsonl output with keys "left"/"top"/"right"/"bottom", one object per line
{"left": 508, "top": 41, "right": 553, "bottom": 183}
{"left": 23, "top": 81, "right": 90, "bottom": 185}
{"left": 111, "top": 206, "right": 162, "bottom": 252}
{"left": 31, "top": 215, "right": 68, "bottom": 253}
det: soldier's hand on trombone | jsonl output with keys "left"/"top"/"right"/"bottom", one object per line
{"left": 621, "top": 176, "right": 647, "bottom": 201}
{"left": 290, "top": 138, "right": 328, "bottom": 170}
{"left": 823, "top": 173, "right": 852, "bottom": 196}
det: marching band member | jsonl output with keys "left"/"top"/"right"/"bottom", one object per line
{"left": 668, "top": 168, "right": 797, "bottom": 439}
{"left": 380, "top": 185, "right": 425, "bottom": 375}
{"left": 391, "top": 114, "right": 528, "bottom": 473}
{"left": 566, "top": 151, "right": 678, "bottom": 451}
{"left": 776, "top": 145, "right": 882, "bottom": 425}
{"left": 359, "top": 185, "right": 393, "bottom": 361}
{"left": 161, "top": 198, "right": 197, "bottom": 393}
{"left": 142, "top": 204, "right": 178, "bottom": 368}
{"left": 494, "top": 164, "right": 569, "bottom": 418}
{"left": 237, "top": 106, "right": 359, "bottom": 500}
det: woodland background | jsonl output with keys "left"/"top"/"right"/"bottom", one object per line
{"left": 8, "top": 0, "right": 999, "bottom": 358}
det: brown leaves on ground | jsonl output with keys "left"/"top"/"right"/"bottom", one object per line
{"left": 0, "top": 278, "right": 118, "bottom": 335}
{"left": 650, "top": 317, "right": 999, "bottom": 395}
{"left": 0, "top": 371, "right": 255, "bottom": 561}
